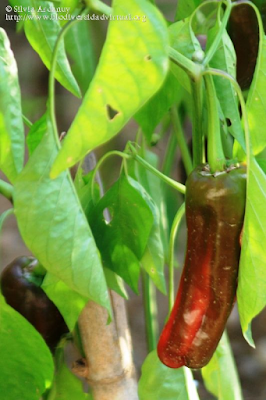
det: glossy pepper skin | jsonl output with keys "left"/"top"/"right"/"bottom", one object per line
{"left": 0, "top": 256, "right": 68, "bottom": 351}
{"left": 228, "top": 4, "right": 259, "bottom": 90}
{"left": 157, "top": 164, "right": 246, "bottom": 369}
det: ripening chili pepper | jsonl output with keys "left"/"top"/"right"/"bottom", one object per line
{"left": 1, "top": 256, "right": 68, "bottom": 351}
{"left": 157, "top": 164, "right": 246, "bottom": 369}
{"left": 228, "top": 3, "right": 259, "bottom": 90}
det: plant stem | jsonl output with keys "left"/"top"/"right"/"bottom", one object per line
{"left": 204, "top": 74, "right": 225, "bottom": 172}
{"left": 0, "top": 209, "right": 14, "bottom": 232}
{"left": 48, "top": 14, "right": 83, "bottom": 148}
{"left": 0, "top": 179, "right": 13, "bottom": 203}
{"left": 22, "top": 115, "right": 33, "bottom": 128}
{"left": 190, "top": 77, "right": 204, "bottom": 167}
{"left": 130, "top": 149, "right": 186, "bottom": 194}
{"left": 90, "top": 151, "right": 131, "bottom": 202}
{"left": 171, "top": 107, "right": 193, "bottom": 175}
{"left": 168, "top": 47, "right": 201, "bottom": 78}
{"left": 86, "top": 0, "right": 112, "bottom": 14}
{"left": 141, "top": 270, "right": 158, "bottom": 352}
{"left": 168, "top": 203, "right": 185, "bottom": 311}
{"left": 203, "top": 0, "right": 232, "bottom": 66}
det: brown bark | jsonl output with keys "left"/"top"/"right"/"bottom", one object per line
{"left": 78, "top": 291, "right": 138, "bottom": 400}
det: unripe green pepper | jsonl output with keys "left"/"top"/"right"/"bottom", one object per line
{"left": 157, "top": 164, "right": 246, "bottom": 369}
{"left": 0, "top": 256, "right": 68, "bottom": 351}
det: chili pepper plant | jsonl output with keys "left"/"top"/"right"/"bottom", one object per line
{"left": 0, "top": 0, "right": 266, "bottom": 399}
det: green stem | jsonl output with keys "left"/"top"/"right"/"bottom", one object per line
{"left": 162, "top": 132, "right": 177, "bottom": 177}
{"left": 0, "top": 179, "right": 13, "bottom": 203}
{"left": 204, "top": 68, "right": 251, "bottom": 161}
{"left": 190, "top": 77, "right": 204, "bottom": 167}
{"left": 90, "top": 151, "right": 131, "bottom": 202}
{"left": 168, "top": 203, "right": 185, "bottom": 311}
{"left": 48, "top": 13, "right": 84, "bottom": 147}
{"left": 86, "top": 0, "right": 112, "bottom": 14}
{"left": 22, "top": 115, "right": 33, "bottom": 128}
{"left": 204, "top": 74, "right": 225, "bottom": 172}
{"left": 0, "top": 209, "right": 14, "bottom": 232}
{"left": 129, "top": 148, "right": 186, "bottom": 194}
{"left": 135, "top": 128, "right": 143, "bottom": 147}
{"left": 203, "top": 0, "right": 232, "bottom": 66}
{"left": 141, "top": 270, "right": 158, "bottom": 352}
{"left": 168, "top": 47, "right": 201, "bottom": 79}
{"left": 171, "top": 107, "right": 193, "bottom": 175}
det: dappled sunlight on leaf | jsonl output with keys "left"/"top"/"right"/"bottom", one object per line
{"left": 51, "top": 0, "right": 169, "bottom": 177}
{"left": 14, "top": 122, "right": 111, "bottom": 319}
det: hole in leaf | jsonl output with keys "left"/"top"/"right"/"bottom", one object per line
{"left": 103, "top": 207, "right": 113, "bottom": 224}
{"left": 226, "top": 118, "right": 232, "bottom": 127}
{"left": 145, "top": 55, "right": 152, "bottom": 61}
{"left": 107, "top": 104, "right": 119, "bottom": 120}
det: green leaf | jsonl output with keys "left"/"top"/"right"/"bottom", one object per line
{"left": 128, "top": 176, "right": 166, "bottom": 294}
{"left": 26, "top": 113, "right": 47, "bottom": 155}
{"left": 14, "top": 125, "right": 111, "bottom": 315}
{"left": 175, "top": 0, "right": 202, "bottom": 20}
{"left": 90, "top": 174, "right": 154, "bottom": 292}
{"left": 169, "top": 19, "right": 201, "bottom": 56}
{"left": 207, "top": 21, "right": 245, "bottom": 150}
{"left": 0, "top": 294, "right": 54, "bottom": 400}
{"left": 103, "top": 267, "right": 128, "bottom": 300}
{"left": 65, "top": 20, "right": 96, "bottom": 96}
{"left": 135, "top": 71, "right": 184, "bottom": 142}
{"left": 128, "top": 150, "right": 169, "bottom": 265}
{"left": 246, "top": 35, "right": 266, "bottom": 154}
{"left": 75, "top": 169, "right": 101, "bottom": 222}
{"left": 168, "top": 18, "right": 201, "bottom": 92}
{"left": 47, "top": 347, "right": 91, "bottom": 400}
{"left": 75, "top": 168, "right": 128, "bottom": 299}
{"left": 51, "top": 0, "right": 169, "bottom": 177}
{"left": 42, "top": 273, "right": 87, "bottom": 331}
{"left": 257, "top": 158, "right": 266, "bottom": 172}
{"left": 57, "top": 0, "right": 80, "bottom": 25}
{"left": 61, "top": 0, "right": 79, "bottom": 12}
{"left": 0, "top": 28, "right": 24, "bottom": 183}
{"left": 190, "top": 2, "right": 218, "bottom": 35}
{"left": 9, "top": 0, "right": 81, "bottom": 97}
{"left": 238, "top": 156, "right": 266, "bottom": 346}
{"left": 202, "top": 332, "right": 243, "bottom": 400}
{"left": 138, "top": 350, "right": 199, "bottom": 400}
